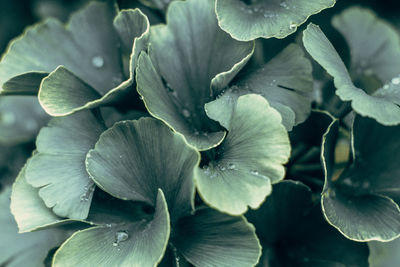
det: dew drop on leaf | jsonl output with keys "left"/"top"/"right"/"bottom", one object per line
{"left": 204, "top": 166, "right": 211, "bottom": 175}
{"left": 80, "top": 184, "right": 95, "bottom": 202}
{"left": 391, "top": 77, "right": 400, "bottom": 85}
{"left": 91, "top": 56, "right": 105, "bottom": 68}
{"left": 113, "top": 230, "right": 129, "bottom": 247}
{"left": 227, "top": 163, "right": 236, "bottom": 170}
{"left": 279, "top": 2, "right": 290, "bottom": 10}
{"left": 250, "top": 170, "right": 259, "bottom": 176}
{"left": 289, "top": 22, "right": 297, "bottom": 30}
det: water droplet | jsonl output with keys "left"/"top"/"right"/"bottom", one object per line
{"left": 279, "top": 2, "right": 290, "bottom": 9}
{"left": 113, "top": 230, "right": 129, "bottom": 247}
{"left": 165, "top": 83, "right": 174, "bottom": 92}
{"left": 0, "top": 112, "right": 16, "bottom": 125}
{"left": 289, "top": 22, "right": 297, "bottom": 30}
{"left": 80, "top": 183, "right": 95, "bottom": 201}
{"left": 204, "top": 166, "right": 211, "bottom": 176}
{"left": 182, "top": 109, "right": 191, "bottom": 118}
{"left": 227, "top": 163, "right": 236, "bottom": 170}
{"left": 80, "top": 194, "right": 89, "bottom": 201}
{"left": 383, "top": 84, "right": 390, "bottom": 90}
{"left": 139, "top": 95, "right": 144, "bottom": 100}
{"left": 250, "top": 170, "right": 259, "bottom": 176}
{"left": 106, "top": 224, "right": 112, "bottom": 228}
{"left": 210, "top": 172, "right": 218, "bottom": 179}
{"left": 263, "top": 13, "right": 274, "bottom": 18}
{"left": 391, "top": 77, "right": 400, "bottom": 85}
{"left": 219, "top": 165, "right": 226, "bottom": 171}
{"left": 92, "top": 56, "right": 104, "bottom": 68}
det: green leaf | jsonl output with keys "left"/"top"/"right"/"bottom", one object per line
{"left": 207, "top": 44, "right": 313, "bottom": 130}
{"left": 246, "top": 180, "right": 369, "bottom": 266}
{"left": 0, "top": 187, "right": 65, "bottom": 267}
{"left": 322, "top": 192, "right": 400, "bottom": 242}
{"left": 136, "top": 52, "right": 226, "bottom": 151}
{"left": 0, "top": 3, "right": 150, "bottom": 117}
{"left": 25, "top": 111, "right": 106, "bottom": 219}
{"left": 136, "top": 0, "right": 254, "bottom": 150}
{"left": 303, "top": 23, "right": 400, "bottom": 125}
{"left": 11, "top": 160, "right": 159, "bottom": 233}
{"left": 173, "top": 207, "right": 261, "bottom": 267}
{"left": 113, "top": 9, "right": 150, "bottom": 74}
{"left": 86, "top": 118, "right": 200, "bottom": 221}
{"left": 215, "top": 0, "right": 335, "bottom": 41}
{"left": 53, "top": 189, "right": 170, "bottom": 267}
{"left": 39, "top": 6, "right": 150, "bottom": 117}
{"left": 0, "top": 2, "right": 121, "bottom": 94}
{"left": 11, "top": 163, "right": 75, "bottom": 232}
{"left": 332, "top": 7, "right": 400, "bottom": 83}
{"left": 321, "top": 115, "right": 400, "bottom": 241}
{"left": 0, "top": 96, "right": 49, "bottom": 145}
{"left": 38, "top": 66, "right": 101, "bottom": 116}
{"left": 197, "top": 94, "right": 290, "bottom": 215}
{"left": 2, "top": 72, "right": 47, "bottom": 95}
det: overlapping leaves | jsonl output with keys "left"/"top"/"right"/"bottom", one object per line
{"left": 321, "top": 115, "right": 400, "bottom": 241}
{"left": 51, "top": 118, "right": 261, "bottom": 266}
{"left": 215, "top": 0, "right": 335, "bottom": 41}
{"left": 136, "top": 0, "right": 254, "bottom": 150}
{"left": 0, "top": 1, "right": 150, "bottom": 117}
{"left": 5, "top": 0, "right": 400, "bottom": 266}
{"left": 197, "top": 94, "right": 290, "bottom": 215}
{"left": 246, "top": 180, "right": 369, "bottom": 266}
{"left": 303, "top": 20, "right": 400, "bottom": 125}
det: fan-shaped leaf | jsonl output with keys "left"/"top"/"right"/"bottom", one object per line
{"left": 53, "top": 190, "right": 170, "bottom": 267}
{"left": 25, "top": 111, "right": 106, "bottom": 219}
{"left": 136, "top": 0, "right": 254, "bottom": 150}
{"left": 216, "top": 0, "right": 335, "bottom": 41}
{"left": 197, "top": 94, "right": 290, "bottom": 215}
{"left": 321, "top": 116, "right": 400, "bottom": 241}
{"left": 86, "top": 118, "right": 200, "bottom": 221}
{"left": 173, "top": 207, "right": 261, "bottom": 267}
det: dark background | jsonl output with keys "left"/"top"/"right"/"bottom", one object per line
{"left": 1, "top": 0, "right": 400, "bottom": 53}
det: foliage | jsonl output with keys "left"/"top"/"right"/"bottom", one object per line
{"left": 0, "top": 0, "right": 399, "bottom": 266}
